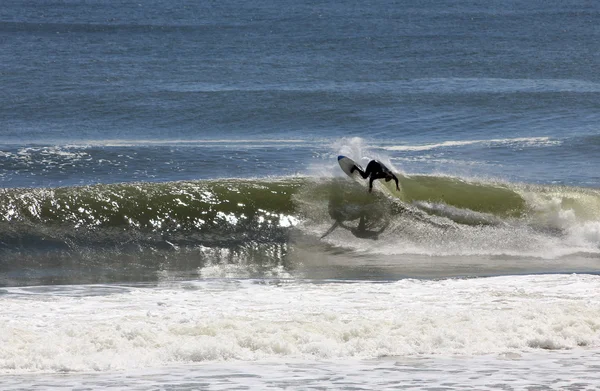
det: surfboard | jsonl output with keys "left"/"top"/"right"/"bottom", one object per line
{"left": 338, "top": 155, "right": 362, "bottom": 178}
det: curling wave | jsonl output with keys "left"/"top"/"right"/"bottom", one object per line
{"left": 1, "top": 176, "right": 599, "bottom": 285}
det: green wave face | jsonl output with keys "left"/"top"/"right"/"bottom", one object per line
{"left": 0, "top": 179, "right": 304, "bottom": 286}
{"left": 1, "top": 176, "right": 599, "bottom": 286}
{"left": 395, "top": 175, "right": 527, "bottom": 217}
{"left": 2, "top": 176, "right": 600, "bottom": 244}
{"left": 1, "top": 179, "right": 301, "bottom": 239}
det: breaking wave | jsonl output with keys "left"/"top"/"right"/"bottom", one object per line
{"left": 1, "top": 175, "right": 599, "bottom": 285}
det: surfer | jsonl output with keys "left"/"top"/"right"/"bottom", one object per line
{"left": 350, "top": 160, "right": 400, "bottom": 193}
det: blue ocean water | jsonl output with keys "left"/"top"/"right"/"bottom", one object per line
{"left": 1, "top": 1, "right": 600, "bottom": 389}
{"left": 2, "top": 0, "right": 600, "bottom": 187}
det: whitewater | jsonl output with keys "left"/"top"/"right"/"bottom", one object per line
{"left": 2, "top": 275, "right": 600, "bottom": 389}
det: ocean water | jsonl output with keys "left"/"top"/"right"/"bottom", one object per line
{"left": 1, "top": 0, "right": 600, "bottom": 389}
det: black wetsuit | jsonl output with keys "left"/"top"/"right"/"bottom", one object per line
{"left": 350, "top": 160, "right": 400, "bottom": 192}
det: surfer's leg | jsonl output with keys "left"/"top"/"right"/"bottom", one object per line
{"left": 351, "top": 165, "right": 368, "bottom": 178}
{"left": 362, "top": 160, "right": 381, "bottom": 179}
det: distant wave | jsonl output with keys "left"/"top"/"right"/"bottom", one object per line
{"left": 0, "top": 21, "right": 237, "bottom": 34}
{"left": 67, "top": 139, "right": 313, "bottom": 148}
{"left": 161, "top": 78, "right": 600, "bottom": 94}
{"left": 0, "top": 139, "right": 311, "bottom": 148}
{"left": 380, "top": 136, "right": 561, "bottom": 152}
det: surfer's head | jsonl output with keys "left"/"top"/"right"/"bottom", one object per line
{"left": 384, "top": 174, "right": 393, "bottom": 182}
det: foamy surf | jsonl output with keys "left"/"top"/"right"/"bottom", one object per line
{"left": 1, "top": 274, "right": 599, "bottom": 375}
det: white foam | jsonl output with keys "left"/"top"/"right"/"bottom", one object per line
{"left": 515, "top": 185, "right": 600, "bottom": 250}
{"left": 1, "top": 274, "right": 599, "bottom": 374}
{"left": 316, "top": 203, "right": 600, "bottom": 260}
{"left": 412, "top": 201, "right": 504, "bottom": 226}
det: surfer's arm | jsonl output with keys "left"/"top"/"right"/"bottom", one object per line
{"left": 368, "top": 177, "right": 375, "bottom": 192}
{"left": 393, "top": 175, "right": 400, "bottom": 191}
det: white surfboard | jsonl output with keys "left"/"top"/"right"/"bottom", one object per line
{"left": 337, "top": 155, "right": 362, "bottom": 178}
